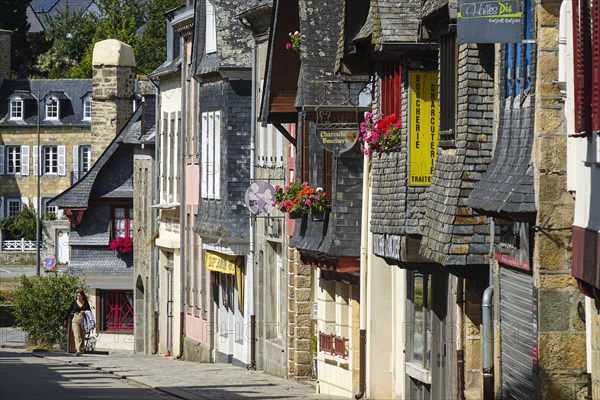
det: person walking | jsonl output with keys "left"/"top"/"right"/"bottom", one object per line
{"left": 63, "top": 290, "right": 91, "bottom": 356}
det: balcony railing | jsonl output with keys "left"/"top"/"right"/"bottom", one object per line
{"left": 2, "top": 240, "right": 38, "bottom": 252}
{"left": 319, "top": 331, "right": 349, "bottom": 359}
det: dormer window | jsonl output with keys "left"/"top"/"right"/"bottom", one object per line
{"left": 45, "top": 96, "right": 59, "bottom": 120}
{"left": 83, "top": 96, "right": 92, "bottom": 120}
{"left": 9, "top": 96, "right": 24, "bottom": 120}
{"left": 205, "top": 0, "right": 217, "bottom": 54}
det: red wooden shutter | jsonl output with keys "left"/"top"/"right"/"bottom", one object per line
{"left": 572, "top": 0, "right": 592, "bottom": 135}
{"left": 381, "top": 59, "right": 402, "bottom": 116}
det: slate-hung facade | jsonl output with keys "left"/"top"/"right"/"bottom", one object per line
{"left": 191, "top": 0, "right": 254, "bottom": 368}
{"left": 50, "top": 40, "right": 144, "bottom": 352}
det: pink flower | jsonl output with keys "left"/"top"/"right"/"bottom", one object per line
{"left": 285, "top": 43, "right": 292, "bottom": 49}
{"left": 275, "top": 185, "right": 281, "bottom": 190}
{"left": 302, "top": 182, "right": 308, "bottom": 186}
{"left": 304, "top": 199, "right": 312, "bottom": 205}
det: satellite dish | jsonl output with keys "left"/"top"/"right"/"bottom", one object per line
{"left": 244, "top": 181, "right": 276, "bottom": 216}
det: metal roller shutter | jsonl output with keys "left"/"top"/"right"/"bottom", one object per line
{"left": 499, "top": 266, "right": 534, "bottom": 400}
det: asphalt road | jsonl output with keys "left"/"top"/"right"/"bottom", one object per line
{"left": 0, "top": 265, "right": 37, "bottom": 279}
{"left": 0, "top": 350, "right": 176, "bottom": 400}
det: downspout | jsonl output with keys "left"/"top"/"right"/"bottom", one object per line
{"left": 482, "top": 217, "right": 495, "bottom": 399}
{"left": 249, "top": 43, "right": 257, "bottom": 369}
{"left": 148, "top": 76, "right": 161, "bottom": 355}
{"left": 178, "top": 40, "right": 186, "bottom": 359}
{"left": 355, "top": 154, "right": 370, "bottom": 399}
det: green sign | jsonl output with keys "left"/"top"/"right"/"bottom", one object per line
{"left": 457, "top": 0, "right": 522, "bottom": 43}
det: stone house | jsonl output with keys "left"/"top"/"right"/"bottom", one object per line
{"left": 0, "top": 29, "right": 94, "bottom": 265}
{"left": 190, "top": 0, "right": 254, "bottom": 367}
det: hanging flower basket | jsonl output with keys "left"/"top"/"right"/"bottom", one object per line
{"left": 109, "top": 236, "right": 133, "bottom": 253}
{"left": 286, "top": 31, "right": 302, "bottom": 52}
{"left": 358, "top": 112, "right": 402, "bottom": 155}
{"left": 273, "top": 182, "right": 329, "bottom": 218}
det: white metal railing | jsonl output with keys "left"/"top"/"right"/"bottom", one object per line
{"left": 1, "top": 240, "right": 38, "bottom": 252}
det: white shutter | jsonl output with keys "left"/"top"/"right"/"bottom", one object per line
{"left": 57, "top": 145, "right": 66, "bottom": 176}
{"left": 0, "top": 197, "right": 4, "bottom": 219}
{"left": 201, "top": 113, "right": 208, "bottom": 198}
{"left": 207, "top": 113, "right": 214, "bottom": 199}
{"left": 32, "top": 197, "right": 37, "bottom": 213}
{"left": 72, "top": 145, "right": 79, "bottom": 179}
{"left": 205, "top": 1, "right": 217, "bottom": 53}
{"left": 214, "top": 111, "right": 221, "bottom": 200}
{"left": 0, "top": 145, "right": 4, "bottom": 175}
{"left": 21, "top": 196, "right": 29, "bottom": 209}
{"left": 275, "top": 124, "right": 283, "bottom": 165}
{"left": 21, "top": 145, "right": 30, "bottom": 176}
{"left": 267, "top": 122, "right": 273, "bottom": 166}
{"left": 33, "top": 145, "right": 39, "bottom": 176}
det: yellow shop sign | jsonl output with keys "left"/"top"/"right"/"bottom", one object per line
{"left": 205, "top": 251, "right": 237, "bottom": 275}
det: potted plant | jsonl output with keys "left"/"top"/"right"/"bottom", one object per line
{"left": 286, "top": 31, "right": 302, "bottom": 52}
{"left": 358, "top": 112, "right": 402, "bottom": 155}
{"left": 109, "top": 236, "right": 133, "bottom": 254}
{"left": 273, "top": 182, "right": 329, "bottom": 218}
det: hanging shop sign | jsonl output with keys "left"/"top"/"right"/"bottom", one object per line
{"left": 244, "top": 181, "right": 275, "bottom": 216}
{"left": 457, "top": 0, "right": 522, "bottom": 43}
{"left": 495, "top": 220, "right": 531, "bottom": 270}
{"left": 315, "top": 123, "right": 359, "bottom": 156}
{"left": 205, "top": 251, "right": 237, "bottom": 275}
{"left": 408, "top": 71, "right": 439, "bottom": 186}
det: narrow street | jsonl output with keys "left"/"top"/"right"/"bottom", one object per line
{"left": 0, "top": 350, "right": 176, "bottom": 400}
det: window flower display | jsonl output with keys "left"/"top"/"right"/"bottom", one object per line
{"left": 273, "top": 182, "right": 328, "bottom": 217}
{"left": 286, "top": 31, "right": 301, "bottom": 52}
{"left": 110, "top": 236, "right": 133, "bottom": 253}
{"left": 358, "top": 112, "right": 402, "bottom": 155}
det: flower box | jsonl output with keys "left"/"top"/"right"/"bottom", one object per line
{"left": 109, "top": 236, "right": 133, "bottom": 254}
{"left": 273, "top": 182, "right": 329, "bottom": 218}
{"left": 358, "top": 112, "right": 402, "bottom": 155}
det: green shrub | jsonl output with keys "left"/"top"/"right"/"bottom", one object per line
{"left": 12, "top": 270, "right": 86, "bottom": 349}
{"left": 0, "top": 206, "right": 37, "bottom": 240}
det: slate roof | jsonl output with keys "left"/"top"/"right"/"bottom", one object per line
{"left": 371, "top": 0, "right": 422, "bottom": 46}
{"left": 68, "top": 247, "right": 132, "bottom": 275}
{"left": 50, "top": 100, "right": 153, "bottom": 208}
{"left": 467, "top": 98, "right": 536, "bottom": 218}
{"left": 191, "top": 0, "right": 253, "bottom": 76}
{"left": 28, "top": 0, "right": 96, "bottom": 33}
{"left": 0, "top": 79, "right": 92, "bottom": 127}
{"left": 147, "top": 57, "right": 182, "bottom": 79}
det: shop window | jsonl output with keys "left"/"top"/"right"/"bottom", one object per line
{"left": 99, "top": 290, "right": 134, "bottom": 332}
{"left": 407, "top": 270, "right": 432, "bottom": 370}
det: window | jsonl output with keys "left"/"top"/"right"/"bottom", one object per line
{"left": 201, "top": 110, "right": 221, "bottom": 199}
{"left": 79, "top": 145, "right": 91, "bottom": 175}
{"left": 45, "top": 97, "right": 59, "bottom": 120}
{"left": 10, "top": 97, "right": 23, "bottom": 120}
{"left": 407, "top": 271, "right": 432, "bottom": 370}
{"left": 99, "top": 290, "right": 134, "bottom": 332}
{"left": 44, "top": 146, "right": 58, "bottom": 174}
{"left": 6, "top": 198, "right": 21, "bottom": 216}
{"left": 113, "top": 207, "right": 133, "bottom": 239}
{"left": 205, "top": 0, "right": 217, "bottom": 53}
{"left": 6, "top": 146, "right": 21, "bottom": 174}
{"left": 83, "top": 97, "right": 92, "bottom": 120}
{"left": 42, "top": 198, "right": 57, "bottom": 219}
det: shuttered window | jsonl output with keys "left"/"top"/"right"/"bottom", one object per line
{"left": 380, "top": 59, "right": 402, "bottom": 117}
{"left": 439, "top": 31, "right": 458, "bottom": 147}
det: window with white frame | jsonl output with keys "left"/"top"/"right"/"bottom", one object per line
{"left": 205, "top": 0, "right": 217, "bottom": 53}
{"left": 7, "top": 198, "right": 21, "bottom": 216}
{"left": 83, "top": 96, "right": 92, "bottom": 120}
{"left": 42, "top": 198, "right": 58, "bottom": 218}
{"left": 201, "top": 110, "right": 221, "bottom": 199}
{"left": 79, "top": 145, "right": 91, "bottom": 175}
{"left": 45, "top": 97, "right": 59, "bottom": 120}
{"left": 44, "top": 146, "right": 58, "bottom": 174}
{"left": 6, "top": 146, "right": 21, "bottom": 175}
{"left": 113, "top": 207, "right": 134, "bottom": 239}
{"left": 10, "top": 97, "right": 23, "bottom": 120}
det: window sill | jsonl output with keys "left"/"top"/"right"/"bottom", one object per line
{"left": 405, "top": 361, "right": 431, "bottom": 384}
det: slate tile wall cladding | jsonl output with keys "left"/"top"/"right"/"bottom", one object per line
{"left": 196, "top": 79, "right": 252, "bottom": 239}
{"left": 372, "top": 0, "right": 421, "bottom": 46}
{"left": 290, "top": 123, "right": 363, "bottom": 256}
{"left": 420, "top": 44, "right": 495, "bottom": 266}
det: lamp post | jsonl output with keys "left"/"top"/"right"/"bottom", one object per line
{"left": 36, "top": 90, "right": 41, "bottom": 276}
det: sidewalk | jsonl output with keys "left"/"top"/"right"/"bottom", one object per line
{"left": 30, "top": 349, "right": 345, "bottom": 400}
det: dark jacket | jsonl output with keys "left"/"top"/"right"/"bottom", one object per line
{"left": 64, "top": 300, "right": 91, "bottom": 322}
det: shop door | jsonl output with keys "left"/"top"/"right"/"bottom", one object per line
{"left": 55, "top": 229, "right": 69, "bottom": 263}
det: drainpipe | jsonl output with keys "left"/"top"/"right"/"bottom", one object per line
{"left": 148, "top": 76, "right": 161, "bottom": 355}
{"left": 249, "top": 42, "right": 257, "bottom": 369}
{"left": 177, "top": 36, "right": 186, "bottom": 360}
{"left": 482, "top": 217, "right": 495, "bottom": 399}
{"left": 355, "top": 154, "right": 370, "bottom": 399}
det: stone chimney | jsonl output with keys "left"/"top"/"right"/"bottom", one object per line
{"left": 0, "top": 30, "right": 12, "bottom": 85}
{"left": 92, "top": 39, "right": 136, "bottom": 148}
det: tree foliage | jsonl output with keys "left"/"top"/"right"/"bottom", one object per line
{"left": 12, "top": 270, "right": 86, "bottom": 349}
{"left": 0, "top": 206, "right": 37, "bottom": 241}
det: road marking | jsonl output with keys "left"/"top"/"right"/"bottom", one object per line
{"left": 0, "top": 269, "right": 12, "bottom": 273}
